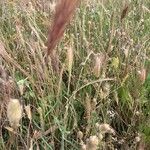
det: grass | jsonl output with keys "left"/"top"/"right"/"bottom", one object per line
{"left": 0, "top": 0, "right": 150, "bottom": 149}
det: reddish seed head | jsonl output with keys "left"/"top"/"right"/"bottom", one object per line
{"left": 47, "top": 0, "right": 79, "bottom": 55}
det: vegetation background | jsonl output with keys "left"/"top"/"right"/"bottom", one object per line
{"left": 0, "top": 0, "right": 150, "bottom": 149}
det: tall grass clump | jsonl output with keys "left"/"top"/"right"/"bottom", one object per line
{"left": 0, "top": 0, "right": 150, "bottom": 149}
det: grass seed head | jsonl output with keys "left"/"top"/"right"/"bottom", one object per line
{"left": 67, "top": 46, "right": 74, "bottom": 72}
{"left": 47, "top": 0, "right": 78, "bottom": 55}
{"left": 77, "top": 130, "right": 83, "bottom": 140}
{"left": 96, "top": 123, "right": 115, "bottom": 135}
{"left": 86, "top": 135, "right": 99, "bottom": 150}
{"left": 138, "top": 68, "right": 146, "bottom": 84}
{"left": 93, "top": 53, "right": 106, "bottom": 77}
{"left": 81, "top": 143, "right": 87, "bottom": 150}
{"left": 7, "top": 98, "right": 22, "bottom": 129}
{"left": 135, "top": 136, "right": 141, "bottom": 143}
{"left": 25, "top": 105, "right": 32, "bottom": 121}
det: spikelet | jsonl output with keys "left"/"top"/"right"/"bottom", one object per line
{"left": 84, "top": 94, "right": 92, "bottom": 135}
{"left": 93, "top": 53, "right": 106, "bottom": 78}
{"left": 111, "top": 57, "right": 119, "bottom": 69}
{"left": 25, "top": 105, "right": 32, "bottom": 121}
{"left": 135, "top": 136, "right": 141, "bottom": 143}
{"left": 86, "top": 135, "right": 99, "bottom": 150}
{"left": 7, "top": 99, "right": 22, "bottom": 129}
{"left": 121, "top": 5, "right": 129, "bottom": 21}
{"left": 138, "top": 68, "right": 146, "bottom": 84}
{"left": 50, "top": 1, "right": 56, "bottom": 13}
{"left": 96, "top": 123, "right": 115, "bottom": 135}
{"left": 17, "top": 79, "right": 25, "bottom": 96}
{"left": 47, "top": 0, "right": 79, "bottom": 55}
{"left": 77, "top": 131, "right": 83, "bottom": 140}
{"left": 81, "top": 143, "right": 87, "bottom": 150}
{"left": 67, "top": 46, "right": 74, "bottom": 73}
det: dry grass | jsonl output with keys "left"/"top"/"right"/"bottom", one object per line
{"left": 0, "top": 0, "right": 150, "bottom": 149}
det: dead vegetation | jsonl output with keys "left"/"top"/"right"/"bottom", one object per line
{"left": 0, "top": 0, "right": 150, "bottom": 149}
